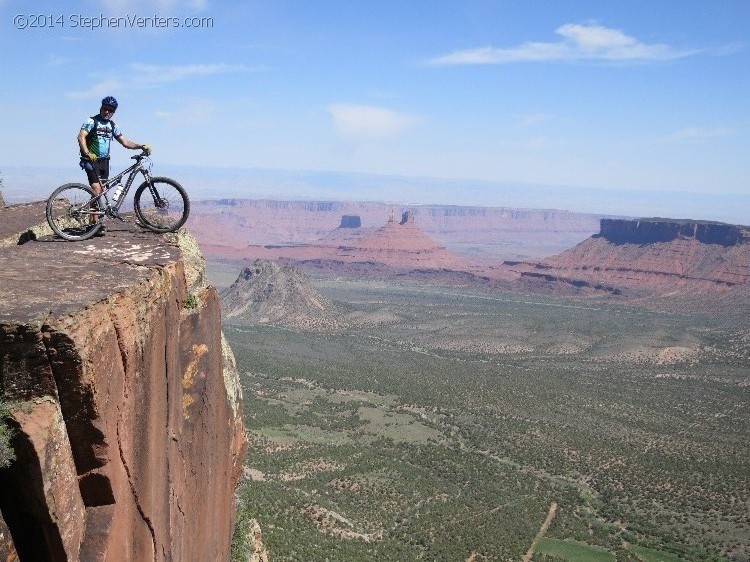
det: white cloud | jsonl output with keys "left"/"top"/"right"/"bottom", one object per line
{"left": 328, "top": 104, "right": 419, "bottom": 139}
{"left": 66, "top": 62, "right": 249, "bottom": 99}
{"left": 154, "top": 97, "right": 219, "bottom": 123}
{"left": 67, "top": 79, "right": 125, "bottom": 100}
{"left": 665, "top": 126, "right": 733, "bottom": 141}
{"left": 128, "top": 62, "right": 248, "bottom": 86}
{"left": 516, "top": 113, "right": 555, "bottom": 126}
{"left": 430, "top": 23, "right": 700, "bottom": 65}
{"left": 46, "top": 54, "right": 72, "bottom": 67}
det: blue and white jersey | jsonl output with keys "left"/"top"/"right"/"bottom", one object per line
{"left": 81, "top": 115, "right": 122, "bottom": 158}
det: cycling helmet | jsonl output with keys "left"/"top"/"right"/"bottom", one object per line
{"left": 101, "top": 96, "right": 118, "bottom": 109}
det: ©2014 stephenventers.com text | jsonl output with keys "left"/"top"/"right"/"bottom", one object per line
{"left": 13, "top": 13, "right": 214, "bottom": 30}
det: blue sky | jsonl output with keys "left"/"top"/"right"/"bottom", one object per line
{"left": 1, "top": 0, "right": 749, "bottom": 214}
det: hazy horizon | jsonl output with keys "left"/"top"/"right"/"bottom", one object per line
{"left": 1, "top": 1, "right": 748, "bottom": 213}
{"left": 2, "top": 164, "right": 748, "bottom": 226}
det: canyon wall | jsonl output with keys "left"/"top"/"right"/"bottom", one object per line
{"left": 511, "top": 218, "right": 750, "bottom": 294}
{"left": 188, "top": 199, "right": 602, "bottom": 240}
{"left": 598, "top": 218, "right": 749, "bottom": 246}
{"left": 0, "top": 213, "right": 246, "bottom": 561}
{"left": 187, "top": 199, "right": 603, "bottom": 261}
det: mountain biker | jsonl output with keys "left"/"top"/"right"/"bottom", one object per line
{"left": 77, "top": 95, "right": 150, "bottom": 234}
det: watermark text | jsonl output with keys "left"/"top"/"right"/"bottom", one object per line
{"left": 13, "top": 13, "right": 214, "bottom": 30}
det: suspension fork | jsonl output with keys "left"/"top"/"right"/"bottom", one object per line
{"left": 141, "top": 171, "right": 165, "bottom": 207}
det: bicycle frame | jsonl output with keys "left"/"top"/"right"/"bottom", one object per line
{"left": 47, "top": 151, "right": 190, "bottom": 240}
{"left": 87, "top": 155, "right": 155, "bottom": 219}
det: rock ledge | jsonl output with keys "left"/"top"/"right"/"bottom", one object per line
{"left": 0, "top": 218, "right": 246, "bottom": 561}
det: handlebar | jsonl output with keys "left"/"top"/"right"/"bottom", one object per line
{"left": 131, "top": 150, "right": 151, "bottom": 160}
{"left": 87, "top": 150, "right": 151, "bottom": 186}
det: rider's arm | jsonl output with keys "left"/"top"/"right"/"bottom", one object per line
{"left": 115, "top": 134, "right": 146, "bottom": 150}
{"left": 77, "top": 129, "right": 92, "bottom": 157}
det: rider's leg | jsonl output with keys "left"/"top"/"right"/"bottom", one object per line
{"left": 90, "top": 182, "right": 104, "bottom": 225}
{"left": 83, "top": 159, "right": 109, "bottom": 225}
{"left": 97, "top": 160, "right": 110, "bottom": 223}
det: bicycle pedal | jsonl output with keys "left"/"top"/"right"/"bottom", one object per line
{"left": 106, "top": 207, "right": 125, "bottom": 221}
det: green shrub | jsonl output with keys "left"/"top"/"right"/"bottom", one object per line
{"left": 0, "top": 399, "right": 15, "bottom": 468}
{"left": 184, "top": 293, "right": 198, "bottom": 310}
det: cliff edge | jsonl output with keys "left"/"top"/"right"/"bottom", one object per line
{"left": 0, "top": 213, "right": 246, "bottom": 561}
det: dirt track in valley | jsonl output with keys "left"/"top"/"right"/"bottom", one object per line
{"left": 522, "top": 502, "right": 558, "bottom": 562}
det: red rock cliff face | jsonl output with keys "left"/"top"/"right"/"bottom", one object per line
{"left": 0, "top": 223, "right": 246, "bottom": 561}
{"left": 510, "top": 218, "right": 750, "bottom": 293}
{"left": 598, "top": 218, "right": 748, "bottom": 246}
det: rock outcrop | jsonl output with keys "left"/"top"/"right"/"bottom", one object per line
{"left": 0, "top": 201, "right": 57, "bottom": 247}
{"left": 598, "top": 218, "right": 749, "bottom": 246}
{"left": 339, "top": 215, "right": 361, "bottom": 228}
{"left": 245, "top": 518, "right": 269, "bottom": 562}
{"left": 187, "top": 199, "right": 602, "bottom": 262}
{"left": 333, "top": 211, "right": 464, "bottom": 268}
{"left": 0, "top": 216, "right": 246, "bottom": 561}
{"left": 509, "top": 218, "right": 750, "bottom": 294}
{"left": 221, "top": 259, "right": 344, "bottom": 330}
{"left": 224, "top": 212, "right": 467, "bottom": 272}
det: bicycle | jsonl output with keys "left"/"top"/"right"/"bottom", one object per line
{"left": 46, "top": 150, "right": 190, "bottom": 241}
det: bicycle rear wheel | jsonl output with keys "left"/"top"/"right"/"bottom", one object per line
{"left": 133, "top": 177, "right": 190, "bottom": 233}
{"left": 46, "top": 183, "right": 102, "bottom": 241}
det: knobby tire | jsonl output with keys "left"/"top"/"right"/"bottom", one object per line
{"left": 46, "top": 183, "right": 102, "bottom": 241}
{"left": 133, "top": 177, "right": 190, "bottom": 233}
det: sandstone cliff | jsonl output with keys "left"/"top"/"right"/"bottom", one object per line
{"left": 338, "top": 215, "right": 361, "bottom": 228}
{"left": 187, "top": 199, "right": 602, "bottom": 261}
{"left": 598, "top": 217, "right": 748, "bottom": 246}
{"left": 509, "top": 218, "right": 750, "bottom": 294}
{"left": 213, "top": 210, "right": 467, "bottom": 273}
{"left": 0, "top": 212, "right": 246, "bottom": 561}
{"left": 332, "top": 211, "right": 464, "bottom": 269}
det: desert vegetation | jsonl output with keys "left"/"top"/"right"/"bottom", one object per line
{"left": 227, "top": 276, "right": 749, "bottom": 561}
{"left": 0, "top": 399, "right": 14, "bottom": 468}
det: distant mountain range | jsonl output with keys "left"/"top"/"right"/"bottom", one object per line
{"left": 2, "top": 165, "right": 748, "bottom": 225}
{"left": 204, "top": 201, "right": 749, "bottom": 301}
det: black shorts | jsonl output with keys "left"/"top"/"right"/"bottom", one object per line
{"left": 81, "top": 158, "right": 110, "bottom": 185}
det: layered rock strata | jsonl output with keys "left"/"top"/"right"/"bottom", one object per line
{"left": 333, "top": 211, "right": 463, "bottom": 268}
{"left": 0, "top": 221, "right": 246, "bottom": 561}
{"left": 225, "top": 212, "right": 466, "bottom": 271}
{"left": 188, "top": 199, "right": 602, "bottom": 262}
{"left": 598, "top": 217, "right": 748, "bottom": 246}
{"left": 509, "top": 218, "right": 750, "bottom": 293}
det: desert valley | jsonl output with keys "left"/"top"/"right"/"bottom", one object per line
{"left": 1, "top": 196, "right": 748, "bottom": 562}
{"left": 192, "top": 199, "right": 749, "bottom": 561}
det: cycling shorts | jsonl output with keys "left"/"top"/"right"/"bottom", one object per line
{"left": 80, "top": 158, "right": 110, "bottom": 185}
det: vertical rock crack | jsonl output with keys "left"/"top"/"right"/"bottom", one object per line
{"left": 116, "top": 412, "right": 157, "bottom": 562}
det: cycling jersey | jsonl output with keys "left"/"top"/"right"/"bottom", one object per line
{"left": 81, "top": 115, "right": 122, "bottom": 159}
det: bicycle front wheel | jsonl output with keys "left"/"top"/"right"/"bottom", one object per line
{"left": 46, "top": 183, "right": 102, "bottom": 241}
{"left": 133, "top": 177, "right": 190, "bottom": 233}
